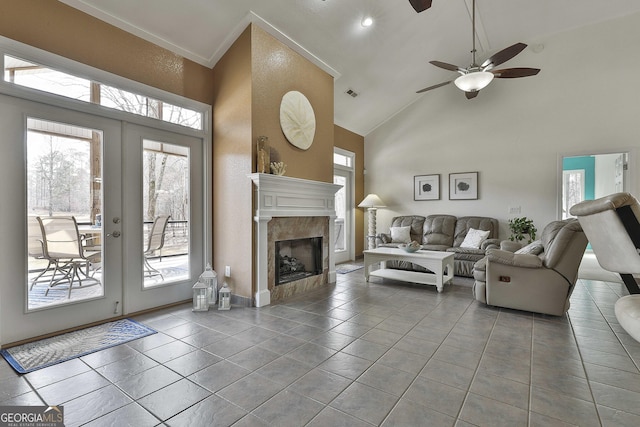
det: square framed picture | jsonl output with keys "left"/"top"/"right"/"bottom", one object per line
{"left": 414, "top": 174, "right": 440, "bottom": 200}
{"left": 449, "top": 172, "right": 478, "bottom": 200}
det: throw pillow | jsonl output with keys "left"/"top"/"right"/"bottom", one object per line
{"left": 515, "top": 240, "right": 544, "bottom": 255}
{"left": 390, "top": 226, "right": 411, "bottom": 243}
{"left": 460, "top": 228, "right": 490, "bottom": 249}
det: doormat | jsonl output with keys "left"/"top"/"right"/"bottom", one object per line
{"left": 336, "top": 264, "right": 363, "bottom": 274}
{"left": 0, "top": 319, "right": 156, "bottom": 374}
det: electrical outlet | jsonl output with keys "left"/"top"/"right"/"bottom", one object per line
{"left": 508, "top": 206, "right": 521, "bottom": 214}
{"left": 225, "top": 265, "right": 231, "bottom": 276}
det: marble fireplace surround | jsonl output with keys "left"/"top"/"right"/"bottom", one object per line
{"left": 249, "top": 173, "right": 341, "bottom": 307}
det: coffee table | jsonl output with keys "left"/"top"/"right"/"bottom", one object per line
{"left": 363, "top": 247, "right": 454, "bottom": 292}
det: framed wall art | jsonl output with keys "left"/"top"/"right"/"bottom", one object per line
{"left": 414, "top": 174, "right": 440, "bottom": 200}
{"left": 449, "top": 172, "right": 478, "bottom": 200}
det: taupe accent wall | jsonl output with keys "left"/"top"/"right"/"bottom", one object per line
{"left": 211, "top": 27, "right": 254, "bottom": 300}
{"left": 334, "top": 125, "right": 365, "bottom": 257}
{"left": 0, "top": 0, "right": 213, "bottom": 104}
{"left": 251, "top": 26, "right": 334, "bottom": 183}
{"left": 212, "top": 24, "right": 337, "bottom": 299}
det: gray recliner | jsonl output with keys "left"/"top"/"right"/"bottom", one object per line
{"left": 570, "top": 192, "right": 640, "bottom": 342}
{"left": 473, "top": 219, "right": 587, "bottom": 316}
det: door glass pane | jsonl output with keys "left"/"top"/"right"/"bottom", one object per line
{"left": 562, "top": 169, "right": 585, "bottom": 219}
{"left": 26, "top": 118, "right": 104, "bottom": 310}
{"left": 334, "top": 175, "right": 346, "bottom": 252}
{"left": 142, "top": 139, "right": 190, "bottom": 287}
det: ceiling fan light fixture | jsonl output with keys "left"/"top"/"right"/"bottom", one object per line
{"left": 454, "top": 71, "right": 494, "bottom": 92}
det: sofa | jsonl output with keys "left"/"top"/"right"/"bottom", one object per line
{"left": 376, "top": 215, "right": 500, "bottom": 277}
{"left": 472, "top": 219, "right": 587, "bottom": 316}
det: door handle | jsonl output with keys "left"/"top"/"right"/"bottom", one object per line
{"left": 107, "top": 230, "right": 121, "bottom": 238}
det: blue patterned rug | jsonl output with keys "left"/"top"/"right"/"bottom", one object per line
{"left": 1, "top": 319, "right": 156, "bottom": 374}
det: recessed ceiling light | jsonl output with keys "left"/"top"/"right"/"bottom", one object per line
{"left": 361, "top": 16, "right": 373, "bottom": 27}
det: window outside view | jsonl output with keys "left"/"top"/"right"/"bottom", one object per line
{"left": 25, "top": 120, "right": 192, "bottom": 309}
{"left": 142, "top": 140, "right": 190, "bottom": 287}
{"left": 26, "top": 118, "right": 104, "bottom": 310}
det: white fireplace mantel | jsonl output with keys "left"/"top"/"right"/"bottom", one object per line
{"left": 249, "top": 173, "right": 342, "bottom": 307}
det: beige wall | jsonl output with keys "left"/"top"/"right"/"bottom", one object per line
{"left": 0, "top": 0, "right": 213, "bottom": 104}
{"left": 211, "top": 27, "right": 254, "bottom": 299}
{"left": 251, "top": 26, "right": 334, "bottom": 183}
{"left": 334, "top": 125, "right": 365, "bottom": 257}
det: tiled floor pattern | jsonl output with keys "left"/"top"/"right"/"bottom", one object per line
{"left": 2, "top": 268, "right": 640, "bottom": 426}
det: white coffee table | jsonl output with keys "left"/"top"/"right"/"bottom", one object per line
{"left": 363, "top": 247, "right": 454, "bottom": 292}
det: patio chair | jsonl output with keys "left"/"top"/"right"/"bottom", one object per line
{"left": 27, "top": 216, "right": 55, "bottom": 289}
{"left": 144, "top": 215, "right": 171, "bottom": 280}
{"left": 570, "top": 192, "right": 640, "bottom": 342}
{"left": 36, "top": 216, "right": 101, "bottom": 298}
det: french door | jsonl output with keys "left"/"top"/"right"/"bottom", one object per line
{"left": 122, "top": 123, "right": 203, "bottom": 313}
{"left": 334, "top": 167, "right": 354, "bottom": 264}
{"left": 0, "top": 96, "right": 204, "bottom": 345}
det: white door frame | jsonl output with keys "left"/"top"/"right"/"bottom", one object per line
{"left": 0, "top": 95, "right": 124, "bottom": 344}
{"left": 557, "top": 148, "right": 636, "bottom": 220}
{"left": 0, "top": 101, "right": 208, "bottom": 345}
{"left": 334, "top": 148, "right": 356, "bottom": 264}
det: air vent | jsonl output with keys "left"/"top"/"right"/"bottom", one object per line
{"left": 345, "top": 89, "right": 358, "bottom": 98}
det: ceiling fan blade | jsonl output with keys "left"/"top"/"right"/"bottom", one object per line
{"left": 492, "top": 67, "right": 541, "bottom": 78}
{"left": 481, "top": 42, "right": 527, "bottom": 69}
{"left": 416, "top": 80, "right": 452, "bottom": 94}
{"left": 409, "top": 0, "right": 433, "bottom": 13}
{"left": 465, "top": 91, "right": 479, "bottom": 100}
{"left": 430, "top": 61, "right": 463, "bottom": 72}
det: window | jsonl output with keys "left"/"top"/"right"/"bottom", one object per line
{"left": 5, "top": 55, "right": 203, "bottom": 130}
{"left": 562, "top": 169, "right": 585, "bottom": 219}
{"left": 334, "top": 151, "right": 353, "bottom": 168}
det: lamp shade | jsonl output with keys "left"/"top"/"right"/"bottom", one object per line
{"left": 454, "top": 71, "right": 494, "bottom": 92}
{"left": 358, "top": 193, "right": 386, "bottom": 208}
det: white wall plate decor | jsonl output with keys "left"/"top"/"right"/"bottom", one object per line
{"left": 280, "top": 91, "right": 316, "bottom": 150}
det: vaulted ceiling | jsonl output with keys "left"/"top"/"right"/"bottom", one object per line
{"left": 60, "top": 0, "right": 640, "bottom": 136}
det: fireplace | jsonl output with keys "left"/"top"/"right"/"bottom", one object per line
{"left": 276, "top": 237, "right": 323, "bottom": 285}
{"left": 249, "top": 173, "right": 341, "bottom": 307}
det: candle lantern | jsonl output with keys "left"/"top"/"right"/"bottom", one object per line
{"left": 192, "top": 280, "right": 209, "bottom": 312}
{"left": 218, "top": 281, "right": 231, "bottom": 310}
{"left": 200, "top": 263, "right": 218, "bottom": 307}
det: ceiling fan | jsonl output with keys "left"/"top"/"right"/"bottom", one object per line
{"left": 414, "top": 0, "right": 540, "bottom": 99}
{"left": 409, "top": 0, "right": 433, "bottom": 13}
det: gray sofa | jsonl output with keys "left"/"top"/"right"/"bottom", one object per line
{"left": 376, "top": 215, "right": 500, "bottom": 277}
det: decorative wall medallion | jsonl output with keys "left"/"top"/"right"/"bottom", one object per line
{"left": 279, "top": 91, "right": 316, "bottom": 150}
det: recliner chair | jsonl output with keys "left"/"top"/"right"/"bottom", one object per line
{"left": 570, "top": 192, "right": 640, "bottom": 342}
{"left": 473, "top": 219, "right": 587, "bottom": 316}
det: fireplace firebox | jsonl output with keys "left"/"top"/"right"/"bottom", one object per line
{"left": 275, "top": 237, "right": 323, "bottom": 286}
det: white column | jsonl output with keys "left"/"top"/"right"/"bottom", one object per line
{"left": 254, "top": 215, "right": 272, "bottom": 307}
{"left": 328, "top": 215, "right": 337, "bottom": 283}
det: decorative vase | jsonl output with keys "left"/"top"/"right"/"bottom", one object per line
{"left": 257, "top": 136, "right": 270, "bottom": 174}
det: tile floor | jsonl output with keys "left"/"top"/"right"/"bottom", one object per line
{"left": 2, "top": 266, "right": 640, "bottom": 426}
